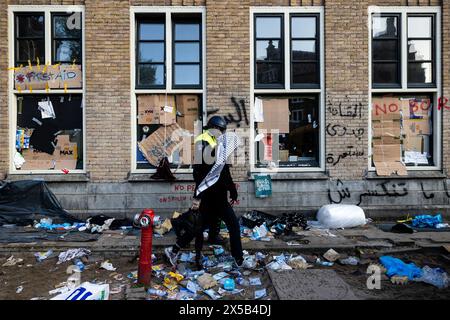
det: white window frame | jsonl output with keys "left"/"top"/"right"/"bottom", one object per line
{"left": 368, "top": 6, "right": 442, "bottom": 172}
{"left": 8, "top": 5, "right": 86, "bottom": 175}
{"left": 249, "top": 6, "right": 325, "bottom": 173}
{"left": 130, "top": 6, "right": 206, "bottom": 174}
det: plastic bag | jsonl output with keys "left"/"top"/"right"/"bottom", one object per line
{"left": 316, "top": 204, "right": 366, "bottom": 229}
{"left": 51, "top": 282, "right": 109, "bottom": 300}
{"left": 379, "top": 256, "right": 423, "bottom": 280}
{"left": 415, "top": 266, "right": 449, "bottom": 289}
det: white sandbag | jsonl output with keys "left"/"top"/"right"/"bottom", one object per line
{"left": 316, "top": 204, "right": 366, "bottom": 229}
{"left": 51, "top": 282, "right": 109, "bottom": 300}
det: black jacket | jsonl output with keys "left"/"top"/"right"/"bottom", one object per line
{"left": 193, "top": 135, "right": 237, "bottom": 204}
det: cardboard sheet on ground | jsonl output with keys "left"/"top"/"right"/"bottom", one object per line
{"left": 257, "top": 99, "right": 290, "bottom": 134}
{"left": 138, "top": 123, "right": 183, "bottom": 166}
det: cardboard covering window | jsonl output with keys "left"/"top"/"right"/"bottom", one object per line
{"left": 20, "top": 134, "right": 78, "bottom": 170}
{"left": 176, "top": 95, "right": 199, "bottom": 133}
{"left": 137, "top": 95, "right": 176, "bottom": 125}
{"left": 137, "top": 123, "right": 183, "bottom": 166}
{"left": 372, "top": 97, "right": 406, "bottom": 176}
{"left": 14, "top": 64, "right": 83, "bottom": 90}
{"left": 257, "top": 99, "right": 290, "bottom": 134}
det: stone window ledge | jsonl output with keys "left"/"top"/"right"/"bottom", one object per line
{"left": 127, "top": 172, "right": 194, "bottom": 182}
{"left": 6, "top": 172, "right": 90, "bottom": 182}
{"left": 247, "top": 171, "right": 329, "bottom": 181}
{"left": 365, "top": 171, "right": 447, "bottom": 180}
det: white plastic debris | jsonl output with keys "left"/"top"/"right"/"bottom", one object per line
{"left": 340, "top": 256, "right": 360, "bottom": 266}
{"left": 323, "top": 249, "right": 340, "bottom": 262}
{"left": 100, "top": 260, "right": 117, "bottom": 271}
{"left": 34, "top": 250, "right": 53, "bottom": 262}
{"left": 254, "top": 288, "right": 267, "bottom": 299}
{"left": 51, "top": 282, "right": 110, "bottom": 300}
{"left": 57, "top": 248, "right": 91, "bottom": 264}
{"left": 2, "top": 256, "right": 23, "bottom": 267}
{"left": 316, "top": 204, "right": 366, "bottom": 229}
{"left": 16, "top": 286, "right": 23, "bottom": 294}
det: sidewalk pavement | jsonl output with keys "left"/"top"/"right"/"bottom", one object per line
{"left": 1, "top": 224, "right": 450, "bottom": 256}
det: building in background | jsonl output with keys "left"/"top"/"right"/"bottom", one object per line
{"left": 1, "top": 0, "right": 449, "bottom": 219}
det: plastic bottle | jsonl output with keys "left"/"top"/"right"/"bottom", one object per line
{"left": 316, "top": 258, "right": 334, "bottom": 267}
{"left": 147, "top": 288, "right": 167, "bottom": 297}
{"left": 223, "top": 278, "right": 236, "bottom": 291}
{"left": 74, "top": 259, "right": 85, "bottom": 272}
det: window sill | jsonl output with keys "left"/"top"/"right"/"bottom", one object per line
{"left": 6, "top": 172, "right": 90, "bottom": 182}
{"left": 248, "top": 171, "right": 329, "bottom": 181}
{"left": 365, "top": 170, "right": 446, "bottom": 180}
{"left": 127, "top": 172, "right": 194, "bottom": 182}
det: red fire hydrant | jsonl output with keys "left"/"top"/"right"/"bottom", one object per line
{"left": 133, "top": 209, "right": 155, "bottom": 287}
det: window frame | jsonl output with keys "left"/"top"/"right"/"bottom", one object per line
{"left": 135, "top": 14, "right": 166, "bottom": 89}
{"left": 407, "top": 13, "right": 436, "bottom": 88}
{"left": 289, "top": 13, "right": 321, "bottom": 89}
{"left": 371, "top": 13, "right": 402, "bottom": 89}
{"left": 51, "top": 12, "right": 83, "bottom": 65}
{"left": 8, "top": 5, "right": 86, "bottom": 175}
{"left": 171, "top": 15, "right": 203, "bottom": 90}
{"left": 14, "top": 12, "right": 45, "bottom": 67}
{"left": 368, "top": 6, "right": 442, "bottom": 172}
{"left": 250, "top": 6, "right": 325, "bottom": 173}
{"left": 254, "top": 13, "right": 285, "bottom": 89}
{"left": 130, "top": 6, "right": 206, "bottom": 174}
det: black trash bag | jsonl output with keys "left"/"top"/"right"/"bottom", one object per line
{"left": 0, "top": 180, "right": 79, "bottom": 225}
{"left": 86, "top": 214, "right": 134, "bottom": 230}
{"left": 171, "top": 209, "right": 203, "bottom": 238}
{"left": 151, "top": 157, "right": 176, "bottom": 181}
{"left": 241, "top": 210, "right": 277, "bottom": 229}
{"left": 273, "top": 212, "right": 308, "bottom": 234}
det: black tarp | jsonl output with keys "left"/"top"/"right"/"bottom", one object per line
{"left": 0, "top": 180, "right": 79, "bottom": 225}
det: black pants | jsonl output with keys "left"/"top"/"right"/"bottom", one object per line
{"left": 175, "top": 201, "right": 243, "bottom": 263}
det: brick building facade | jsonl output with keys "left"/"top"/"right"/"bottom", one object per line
{"left": 1, "top": 0, "right": 449, "bottom": 219}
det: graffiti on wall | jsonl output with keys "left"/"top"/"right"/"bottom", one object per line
{"left": 208, "top": 97, "right": 249, "bottom": 127}
{"left": 328, "top": 179, "right": 450, "bottom": 206}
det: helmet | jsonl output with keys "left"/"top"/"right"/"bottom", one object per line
{"left": 207, "top": 116, "right": 227, "bottom": 131}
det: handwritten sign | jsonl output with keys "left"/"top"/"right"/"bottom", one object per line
{"left": 14, "top": 64, "right": 82, "bottom": 90}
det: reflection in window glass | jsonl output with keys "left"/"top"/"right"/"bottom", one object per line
{"left": 372, "top": 40, "right": 398, "bottom": 61}
{"left": 140, "top": 23, "right": 164, "bottom": 40}
{"left": 408, "top": 63, "right": 433, "bottom": 84}
{"left": 292, "top": 40, "right": 316, "bottom": 60}
{"left": 373, "top": 63, "right": 399, "bottom": 84}
{"left": 54, "top": 40, "right": 81, "bottom": 63}
{"left": 292, "top": 63, "right": 317, "bottom": 84}
{"left": 256, "top": 17, "right": 281, "bottom": 38}
{"left": 138, "top": 64, "right": 164, "bottom": 86}
{"left": 139, "top": 43, "right": 165, "bottom": 63}
{"left": 54, "top": 15, "right": 81, "bottom": 38}
{"left": 52, "top": 14, "right": 83, "bottom": 64}
{"left": 255, "top": 96, "right": 320, "bottom": 168}
{"left": 372, "top": 16, "right": 398, "bottom": 38}
{"left": 15, "top": 14, "right": 45, "bottom": 65}
{"left": 408, "top": 16, "right": 432, "bottom": 38}
{"left": 175, "top": 43, "right": 200, "bottom": 62}
{"left": 256, "top": 63, "right": 283, "bottom": 84}
{"left": 256, "top": 40, "right": 281, "bottom": 61}
{"left": 291, "top": 17, "right": 316, "bottom": 38}
{"left": 174, "top": 65, "right": 200, "bottom": 85}
{"left": 174, "top": 24, "right": 199, "bottom": 41}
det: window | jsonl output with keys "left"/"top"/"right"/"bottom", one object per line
{"left": 369, "top": 7, "right": 441, "bottom": 171}
{"left": 172, "top": 15, "right": 202, "bottom": 88}
{"left": 371, "top": 12, "right": 436, "bottom": 88}
{"left": 132, "top": 7, "right": 205, "bottom": 172}
{"left": 251, "top": 8, "right": 324, "bottom": 172}
{"left": 9, "top": 6, "right": 85, "bottom": 173}
{"left": 254, "top": 14, "right": 284, "bottom": 88}
{"left": 372, "top": 14, "right": 401, "bottom": 87}
{"left": 407, "top": 15, "right": 435, "bottom": 86}
{"left": 291, "top": 14, "right": 320, "bottom": 88}
{"left": 15, "top": 13, "right": 45, "bottom": 67}
{"left": 136, "top": 15, "right": 165, "bottom": 88}
{"left": 52, "top": 13, "right": 82, "bottom": 64}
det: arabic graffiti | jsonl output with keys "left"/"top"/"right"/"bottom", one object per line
{"left": 208, "top": 97, "right": 249, "bottom": 127}
{"left": 328, "top": 179, "right": 450, "bottom": 206}
{"left": 326, "top": 146, "right": 364, "bottom": 166}
{"left": 327, "top": 97, "right": 362, "bottom": 119}
{"left": 326, "top": 124, "right": 365, "bottom": 140}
